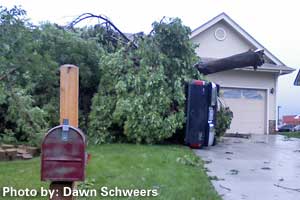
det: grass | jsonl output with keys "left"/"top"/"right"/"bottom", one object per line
{"left": 279, "top": 131, "right": 300, "bottom": 138}
{"left": 0, "top": 144, "right": 220, "bottom": 200}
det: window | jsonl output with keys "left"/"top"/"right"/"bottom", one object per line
{"left": 222, "top": 88, "right": 263, "bottom": 100}
{"left": 214, "top": 28, "right": 227, "bottom": 41}
{"left": 222, "top": 89, "right": 242, "bottom": 99}
{"left": 242, "top": 89, "right": 263, "bottom": 100}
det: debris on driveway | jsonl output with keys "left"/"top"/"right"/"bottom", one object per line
{"left": 228, "top": 169, "right": 239, "bottom": 175}
{"left": 261, "top": 167, "right": 272, "bottom": 170}
{"left": 274, "top": 184, "right": 300, "bottom": 192}
{"left": 209, "top": 175, "right": 225, "bottom": 181}
{"left": 195, "top": 135, "right": 300, "bottom": 200}
{"left": 204, "top": 159, "right": 213, "bottom": 164}
{"left": 219, "top": 184, "right": 231, "bottom": 191}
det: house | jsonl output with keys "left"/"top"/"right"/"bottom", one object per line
{"left": 190, "top": 13, "right": 295, "bottom": 134}
{"left": 282, "top": 115, "right": 300, "bottom": 125}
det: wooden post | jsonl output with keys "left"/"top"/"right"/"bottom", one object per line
{"left": 50, "top": 64, "right": 79, "bottom": 200}
{"left": 59, "top": 65, "right": 79, "bottom": 127}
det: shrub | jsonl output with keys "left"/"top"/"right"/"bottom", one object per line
{"left": 215, "top": 107, "right": 233, "bottom": 137}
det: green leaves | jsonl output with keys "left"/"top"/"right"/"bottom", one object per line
{"left": 0, "top": 6, "right": 105, "bottom": 145}
{"left": 3, "top": 88, "right": 48, "bottom": 146}
{"left": 176, "top": 154, "right": 202, "bottom": 167}
{"left": 215, "top": 107, "right": 233, "bottom": 137}
{"left": 0, "top": 6, "right": 205, "bottom": 145}
{"left": 88, "top": 18, "right": 202, "bottom": 144}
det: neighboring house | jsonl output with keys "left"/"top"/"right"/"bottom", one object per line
{"left": 283, "top": 115, "right": 300, "bottom": 125}
{"left": 190, "top": 13, "right": 295, "bottom": 134}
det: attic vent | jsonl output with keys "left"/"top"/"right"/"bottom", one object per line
{"left": 214, "top": 28, "right": 226, "bottom": 41}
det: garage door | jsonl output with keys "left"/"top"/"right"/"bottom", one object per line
{"left": 221, "top": 88, "right": 266, "bottom": 134}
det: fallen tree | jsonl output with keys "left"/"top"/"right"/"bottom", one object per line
{"left": 194, "top": 49, "right": 265, "bottom": 75}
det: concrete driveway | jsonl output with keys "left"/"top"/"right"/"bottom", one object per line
{"left": 195, "top": 135, "right": 300, "bottom": 200}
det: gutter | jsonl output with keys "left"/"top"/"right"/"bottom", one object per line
{"left": 237, "top": 67, "right": 294, "bottom": 75}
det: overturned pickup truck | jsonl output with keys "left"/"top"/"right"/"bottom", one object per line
{"left": 185, "top": 49, "right": 265, "bottom": 149}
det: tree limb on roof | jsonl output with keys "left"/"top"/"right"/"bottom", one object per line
{"left": 194, "top": 49, "right": 265, "bottom": 75}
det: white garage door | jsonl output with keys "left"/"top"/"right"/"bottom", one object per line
{"left": 221, "top": 88, "right": 266, "bottom": 134}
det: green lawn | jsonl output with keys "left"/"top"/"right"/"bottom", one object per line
{"left": 0, "top": 144, "right": 220, "bottom": 200}
{"left": 279, "top": 131, "right": 300, "bottom": 138}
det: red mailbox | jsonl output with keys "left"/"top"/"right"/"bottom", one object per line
{"left": 41, "top": 124, "right": 86, "bottom": 182}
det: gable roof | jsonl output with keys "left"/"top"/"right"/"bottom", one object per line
{"left": 190, "top": 12, "right": 295, "bottom": 74}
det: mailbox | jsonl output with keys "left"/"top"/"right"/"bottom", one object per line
{"left": 41, "top": 124, "right": 86, "bottom": 182}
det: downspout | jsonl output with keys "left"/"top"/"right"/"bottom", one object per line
{"left": 275, "top": 72, "right": 279, "bottom": 131}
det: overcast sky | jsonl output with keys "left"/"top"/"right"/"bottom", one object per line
{"left": 1, "top": 0, "right": 299, "bottom": 117}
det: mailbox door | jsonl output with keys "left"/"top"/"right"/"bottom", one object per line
{"left": 41, "top": 126, "right": 85, "bottom": 181}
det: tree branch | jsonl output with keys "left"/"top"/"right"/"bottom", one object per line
{"left": 67, "top": 13, "right": 137, "bottom": 48}
{"left": 149, "top": 16, "right": 166, "bottom": 35}
{"left": 274, "top": 184, "right": 300, "bottom": 192}
{"left": 194, "top": 49, "right": 265, "bottom": 75}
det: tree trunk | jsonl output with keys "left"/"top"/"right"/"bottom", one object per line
{"left": 194, "top": 49, "right": 264, "bottom": 75}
